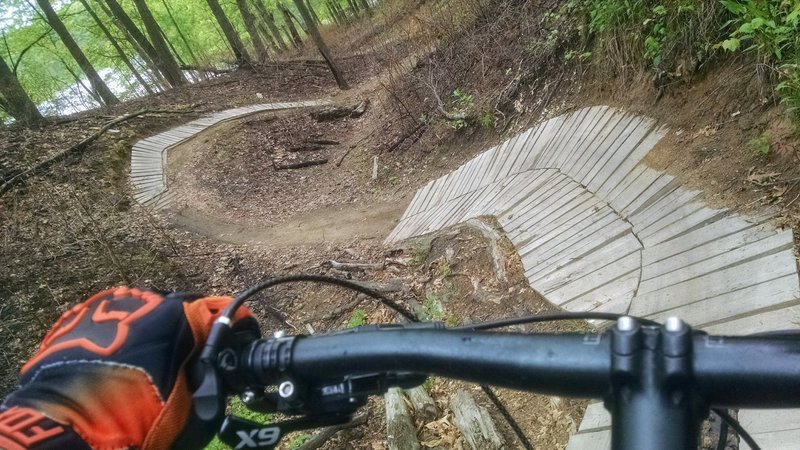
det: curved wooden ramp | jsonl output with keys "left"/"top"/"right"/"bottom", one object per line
{"left": 130, "top": 100, "right": 325, "bottom": 208}
{"left": 386, "top": 106, "right": 800, "bottom": 449}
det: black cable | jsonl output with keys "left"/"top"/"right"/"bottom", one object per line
{"left": 716, "top": 410, "right": 729, "bottom": 450}
{"left": 222, "top": 274, "right": 418, "bottom": 323}
{"left": 453, "top": 311, "right": 660, "bottom": 330}
{"left": 480, "top": 385, "right": 534, "bottom": 450}
{"left": 713, "top": 409, "right": 760, "bottom": 450}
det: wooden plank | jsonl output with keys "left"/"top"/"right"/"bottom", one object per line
{"left": 703, "top": 304, "right": 800, "bottom": 335}
{"left": 560, "top": 107, "right": 618, "bottom": 176}
{"left": 464, "top": 150, "right": 494, "bottom": 193}
{"left": 500, "top": 177, "right": 576, "bottom": 232}
{"left": 565, "top": 430, "right": 611, "bottom": 450}
{"left": 489, "top": 170, "right": 559, "bottom": 217}
{"left": 639, "top": 206, "right": 728, "bottom": 246}
{"left": 496, "top": 128, "right": 535, "bottom": 179}
{"left": 582, "top": 116, "right": 648, "bottom": 192}
{"left": 605, "top": 164, "right": 647, "bottom": 206}
{"left": 518, "top": 116, "right": 563, "bottom": 170}
{"left": 509, "top": 189, "right": 597, "bottom": 246}
{"left": 408, "top": 180, "right": 436, "bottom": 216}
{"left": 610, "top": 168, "right": 668, "bottom": 214}
{"left": 545, "top": 251, "right": 640, "bottom": 305}
{"left": 438, "top": 164, "right": 467, "bottom": 204}
{"left": 479, "top": 139, "right": 514, "bottom": 186}
{"left": 739, "top": 409, "right": 800, "bottom": 435}
{"left": 558, "top": 270, "right": 639, "bottom": 311}
{"left": 629, "top": 251, "right": 799, "bottom": 317}
{"left": 418, "top": 174, "right": 451, "bottom": 212}
{"left": 577, "top": 402, "right": 611, "bottom": 432}
{"left": 629, "top": 188, "right": 700, "bottom": 232}
{"left": 569, "top": 111, "right": 630, "bottom": 182}
{"left": 533, "top": 233, "right": 641, "bottom": 291}
{"left": 537, "top": 108, "right": 588, "bottom": 169}
{"left": 595, "top": 125, "right": 666, "bottom": 198}
{"left": 519, "top": 213, "right": 625, "bottom": 276}
{"left": 620, "top": 175, "right": 680, "bottom": 218}
{"left": 494, "top": 170, "right": 565, "bottom": 220}
{"left": 739, "top": 428, "right": 800, "bottom": 450}
{"left": 550, "top": 107, "right": 604, "bottom": 170}
{"left": 635, "top": 200, "right": 706, "bottom": 239}
{"left": 647, "top": 273, "right": 800, "bottom": 327}
{"left": 642, "top": 221, "right": 778, "bottom": 279}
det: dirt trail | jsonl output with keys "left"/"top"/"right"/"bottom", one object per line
{"left": 168, "top": 199, "right": 408, "bottom": 246}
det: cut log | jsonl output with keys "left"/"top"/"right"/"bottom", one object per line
{"left": 310, "top": 106, "right": 353, "bottom": 121}
{"left": 351, "top": 99, "right": 369, "bottom": 117}
{"left": 385, "top": 388, "right": 421, "bottom": 450}
{"left": 306, "top": 138, "right": 339, "bottom": 145}
{"left": 273, "top": 158, "right": 328, "bottom": 170}
{"left": 288, "top": 144, "right": 324, "bottom": 152}
{"left": 463, "top": 219, "right": 507, "bottom": 283}
{"left": 327, "top": 260, "right": 384, "bottom": 271}
{"left": 450, "top": 389, "right": 506, "bottom": 450}
{"left": 404, "top": 386, "right": 440, "bottom": 422}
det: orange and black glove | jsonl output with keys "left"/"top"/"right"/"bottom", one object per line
{"left": 0, "top": 286, "right": 258, "bottom": 450}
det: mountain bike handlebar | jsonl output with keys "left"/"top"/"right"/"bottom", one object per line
{"left": 203, "top": 318, "right": 800, "bottom": 450}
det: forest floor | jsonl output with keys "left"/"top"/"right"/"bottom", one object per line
{"left": 3, "top": 0, "right": 800, "bottom": 448}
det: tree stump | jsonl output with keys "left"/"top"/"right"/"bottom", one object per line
{"left": 449, "top": 389, "right": 506, "bottom": 450}
{"left": 404, "top": 386, "right": 440, "bottom": 422}
{"left": 385, "top": 387, "right": 421, "bottom": 450}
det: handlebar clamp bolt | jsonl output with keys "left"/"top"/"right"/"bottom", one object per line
{"left": 278, "top": 380, "right": 295, "bottom": 399}
{"left": 616, "top": 316, "right": 636, "bottom": 332}
{"left": 241, "top": 390, "right": 256, "bottom": 405}
{"left": 665, "top": 317, "right": 686, "bottom": 333}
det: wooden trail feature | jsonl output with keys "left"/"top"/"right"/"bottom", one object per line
{"left": 386, "top": 105, "right": 800, "bottom": 449}
{"left": 129, "top": 100, "right": 326, "bottom": 209}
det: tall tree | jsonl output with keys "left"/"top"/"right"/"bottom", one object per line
{"left": 34, "top": 0, "right": 119, "bottom": 105}
{"left": 305, "top": 0, "right": 322, "bottom": 25}
{"left": 277, "top": 2, "right": 303, "bottom": 49}
{"left": 160, "top": 0, "right": 201, "bottom": 66}
{"left": 205, "top": 0, "right": 252, "bottom": 64}
{"left": 131, "top": 0, "right": 186, "bottom": 86}
{"left": 78, "top": 0, "right": 154, "bottom": 95}
{"left": 357, "top": 0, "right": 372, "bottom": 16}
{"left": 293, "top": 0, "right": 348, "bottom": 89}
{"left": 252, "top": 1, "right": 288, "bottom": 52}
{"left": 0, "top": 55, "right": 43, "bottom": 125}
{"left": 235, "top": 0, "right": 269, "bottom": 61}
{"left": 100, "top": 0, "right": 167, "bottom": 87}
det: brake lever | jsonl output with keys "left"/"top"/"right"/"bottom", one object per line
{"left": 218, "top": 413, "right": 353, "bottom": 450}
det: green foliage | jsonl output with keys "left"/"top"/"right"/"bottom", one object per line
{"left": 749, "top": 131, "right": 772, "bottom": 158}
{"left": 478, "top": 110, "right": 494, "bottom": 128}
{"left": 451, "top": 87, "right": 473, "bottom": 106}
{"left": 287, "top": 433, "right": 312, "bottom": 449}
{"left": 409, "top": 243, "right": 430, "bottom": 267}
{"left": 421, "top": 292, "right": 444, "bottom": 321}
{"left": 205, "top": 398, "right": 273, "bottom": 449}
{"left": 422, "top": 376, "right": 436, "bottom": 393}
{"left": 717, "top": 0, "right": 800, "bottom": 112}
{"left": 437, "top": 260, "right": 452, "bottom": 278}
{"left": 346, "top": 308, "right": 367, "bottom": 328}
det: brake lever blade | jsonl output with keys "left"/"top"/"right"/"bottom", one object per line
{"left": 218, "top": 414, "right": 353, "bottom": 449}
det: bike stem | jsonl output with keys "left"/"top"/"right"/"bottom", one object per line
{"left": 608, "top": 317, "right": 704, "bottom": 450}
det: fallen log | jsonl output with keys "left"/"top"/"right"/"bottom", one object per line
{"left": 288, "top": 144, "right": 324, "bottom": 152}
{"left": 296, "top": 412, "right": 368, "bottom": 450}
{"left": 306, "top": 138, "right": 339, "bottom": 145}
{"left": 385, "top": 388, "right": 421, "bottom": 450}
{"left": 350, "top": 99, "right": 369, "bottom": 118}
{"left": 180, "top": 64, "right": 236, "bottom": 74}
{"left": 450, "top": 389, "right": 505, "bottom": 450}
{"left": 1, "top": 109, "right": 163, "bottom": 197}
{"left": 405, "top": 386, "right": 440, "bottom": 422}
{"left": 386, "top": 122, "right": 426, "bottom": 153}
{"left": 273, "top": 158, "right": 328, "bottom": 170}
{"left": 327, "top": 260, "right": 384, "bottom": 271}
{"left": 310, "top": 106, "right": 353, "bottom": 121}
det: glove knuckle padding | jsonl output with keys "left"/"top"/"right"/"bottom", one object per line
{"left": 1, "top": 286, "right": 254, "bottom": 450}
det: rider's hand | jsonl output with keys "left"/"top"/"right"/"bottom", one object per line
{"left": 0, "top": 286, "right": 258, "bottom": 450}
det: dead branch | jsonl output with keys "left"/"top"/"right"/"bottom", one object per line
{"left": 288, "top": 144, "right": 324, "bottom": 152}
{"left": 326, "top": 260, "right": 384, "bottom": 271}
{"left": 385, "top": 122, "right": 426, "bottom": 152}
{"left": 180, "top": 64, "right": 236, "bottom": 74}
{"left": 273, "top": 158, "right": 328, "bottom": 170}
{"left": 426, "top": 73, "right": 467, "bottom": 121}
{"left": 350, "top": 99, "right": 369, "bottom": 118}
{"left": 0, "top": 109, "right": 166, "bottom": 197}
{"left": 306, "top": 138, "right": 339, "bottom": 145}
{"left": 296, "top": 413, "right": 368, "bottom": 450}
{"left": 335, "top": 147, "right": 354, "bottom": 167}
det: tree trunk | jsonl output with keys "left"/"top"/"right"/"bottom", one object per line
{"left": 357, "top": 0, "right": 372, "bottom": 16}
{"left": 235, "top": 0, "right": 269, "bottom": 62}
{"left": 326, "top": 2, "right": 341, "bottom": 26}
{"left": 253, "top": 1, "right": 288, "bottom": 52}
{"left": 347, "top": 0, "right": 360, "bottom": 17}
{"left": 101, "top": 0, "right": 165, "bottom": 85}
{"left": 35, "top": 0, "right": 119, "bottom": 106}
{"left": 306, "top": 0, "right": 322, "bottom": 24}
{"left": 333, "top": 0, "right": 350, "bottom": 25}
{"left": 131, "top": 0, "right": 186, "bottom": 86}
{"left": 205, "top": 0, "right": 252, "bottom": 64}
{"left": 161, "top": 0, "right": 201, "bottom": 66}
{"left": 278, "top": 3, "right": 303, "bottom": 48}
{"left": 0, "top": 55, "right": 43, "bottom": 125}
{"left": 292, "top": 0, "right": 348, "bottom": 89}
{"left": 79, "top": 0, "right": 154, "bottom": 95}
